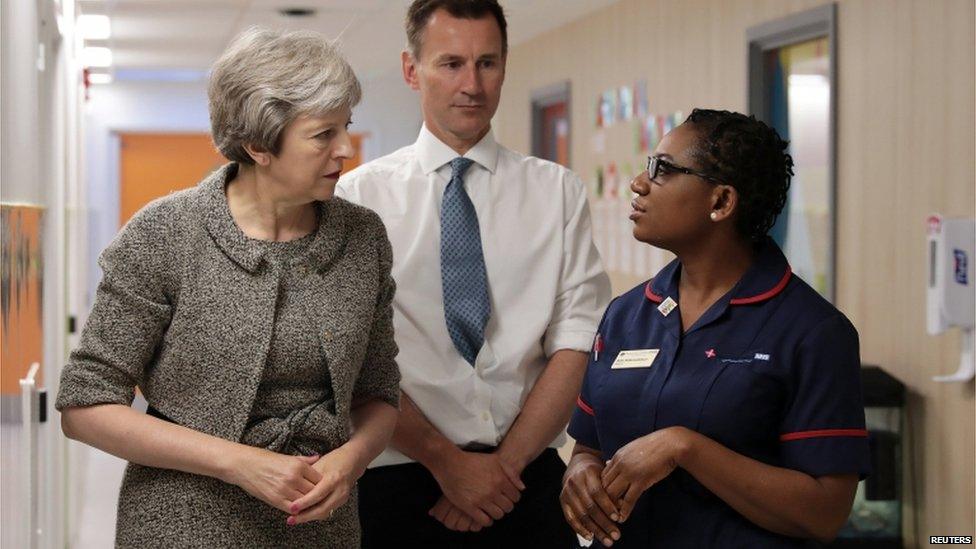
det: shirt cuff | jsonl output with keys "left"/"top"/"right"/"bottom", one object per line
{"left": 543, "top": 329, "right": 596, "bottom": 357}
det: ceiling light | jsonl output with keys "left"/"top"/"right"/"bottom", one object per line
{"left": 88, "top": 72, "right": 113, "bottom": 84}
{"left": 82, "top": 46, "right": 112, "bottom": 67}
{"left": 78, "top": 14, "right": 111, "bottom": 40}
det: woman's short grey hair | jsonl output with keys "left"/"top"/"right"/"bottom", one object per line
{"left": 209, "top": 27, "right": 362, "bottom": 164}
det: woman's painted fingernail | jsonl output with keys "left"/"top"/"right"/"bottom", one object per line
{"left": 611, "top": 513, "right": 619, "bottom": 521}
{"left": 286, "top": 516, "right": 296, "bottom": 526}
{"left": 611, "top": 530, "right": 621, "bottom": 540}
{"left": 604, "top": 538, "right": 613, "bottom": 546}
{"left": 290, "top": 503, "right": 299, "bottom": 513}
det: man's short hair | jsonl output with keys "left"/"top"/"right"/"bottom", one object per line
{"left": 208, "top": 27, "right": 361, "bottom": 164}
{"left": 405, "top": 0, "right": 508, "bottom": 59}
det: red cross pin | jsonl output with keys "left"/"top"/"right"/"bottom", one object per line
{"left": 705, "top": 348, "right": 716, "bottom": 359}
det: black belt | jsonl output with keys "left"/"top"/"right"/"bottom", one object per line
{"left": 146, "top": 405, "right": 174, "bottom": 423}
{"left": 461, "top": 442, "right": 497, "bottom": 453}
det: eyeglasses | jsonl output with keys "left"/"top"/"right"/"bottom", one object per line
{"left": 646, "top": 156, "right": 722, "bottom": 185}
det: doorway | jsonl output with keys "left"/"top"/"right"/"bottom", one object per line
{"left": 531, "top": 82, "right": 571, "bottom": 167}
{"left": 748, "top": 4, "right": 837, "bottom": 302}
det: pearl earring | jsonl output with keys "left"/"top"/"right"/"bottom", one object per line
{"left": 710, "top": 212, "right": 718, "bottom": 221}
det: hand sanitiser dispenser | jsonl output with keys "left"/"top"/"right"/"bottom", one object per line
{"left": 926, "top": 215, "right": 975, "bottom": 382}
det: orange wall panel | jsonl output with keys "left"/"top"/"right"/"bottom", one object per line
{"left": 0, "top": 205, "right": 44, "bottom": 394}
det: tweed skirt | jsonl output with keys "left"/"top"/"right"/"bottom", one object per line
{"left": 114, "top": 463, "right": 360, "bottom": 548}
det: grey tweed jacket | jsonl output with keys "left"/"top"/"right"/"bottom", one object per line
{"left": 56, "top": 163, "right": 400, "bottom": 548}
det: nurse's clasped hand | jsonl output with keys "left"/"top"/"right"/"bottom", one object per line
{"left": 601, "top": 426, "right": 691, "bottom": 521}
{"left": 561, "top": 426, "right": 692, "bottom": 546}
{"left": 560, "top": 447, "right": 622, "bottom": 546}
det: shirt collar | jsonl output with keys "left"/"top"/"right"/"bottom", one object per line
{"left": 645, "top": 238, "right": 793, "bottom": 306}
{"left": 416, "top": 123, "right": 500, "bottom": 175}
{"left": 202, "top": 162, "right": 348, "bottom": 274}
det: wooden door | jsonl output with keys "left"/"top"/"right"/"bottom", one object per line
{"left": 119, "top": 133, "right": 226, "bottom": 225}
{"left": 119, "top": 132, "right": 366, "bottom": 226}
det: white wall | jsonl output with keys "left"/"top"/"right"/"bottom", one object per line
{"left": 355, "top": 69, "right": 424, "bottom": 161}
{"left": 1, "top": 0, "right": 84, "bottom": 547}
{"left": 84, "top": 80, "right": 212, "bottom": 301}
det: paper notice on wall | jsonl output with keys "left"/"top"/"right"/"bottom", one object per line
{"left": 591, "top": 131, "right": 606, "bottom": 154}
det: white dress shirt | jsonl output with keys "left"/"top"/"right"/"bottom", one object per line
{"left": 337, "top": 125, "right": 611, "bottom": 467}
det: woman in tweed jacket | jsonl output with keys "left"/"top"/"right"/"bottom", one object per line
{"left": 56, "top": 28, "right": 400, "bottom": 548}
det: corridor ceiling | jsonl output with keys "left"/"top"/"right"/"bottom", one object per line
{"left": 77, "top": 0, "right": 620, "bottom": 81}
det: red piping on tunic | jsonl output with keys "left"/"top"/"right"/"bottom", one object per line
{"left": 779, "top": 428, "right": 868, "bottom": 442}
{"left": 644, "top": 282, "right": 663, "bottom": 303}
{"left": 730, "top": 268, "right": 792, "bottom": 305}
{"left": 576, "top": 395, "right": 595, "bottom": 416}
{"left": 643, "top": 267, "right": 792, "bottom": 305}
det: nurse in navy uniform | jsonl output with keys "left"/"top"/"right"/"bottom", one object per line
{"left": 561, "top": 109, "right": 870, "bottom": 548}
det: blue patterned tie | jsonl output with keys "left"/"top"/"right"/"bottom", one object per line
{"left": 440, "top": 157, "right": 491, "bottom": 365}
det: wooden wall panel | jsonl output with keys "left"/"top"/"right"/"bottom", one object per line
{"left": 496, "top": 0, "right": 975, "bottom": 543}
{"left": 119, "top": 133, "right": 226, "bottom": 226}
{"left": 119, "top": 132, "right": 366, "bottom": 227}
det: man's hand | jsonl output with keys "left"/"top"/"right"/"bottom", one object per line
{"left": 429, "top": 495, "right": 484, "bottom": 532}
{"left": 429, "top": 450, "right": 526, "bottom": 528}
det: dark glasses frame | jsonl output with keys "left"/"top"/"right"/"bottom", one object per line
{"left": 646, "top": 155, "right": 723, "bottom": 185}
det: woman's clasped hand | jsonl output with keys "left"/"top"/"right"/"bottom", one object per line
{"left": 560, "top": 427, "right": 690, "bottom": 546}
{"left": 227, "top": 443, "right": 366, "bottom": 525}
{"left": 288, "top": 444, "right": 367, "bottom": 525}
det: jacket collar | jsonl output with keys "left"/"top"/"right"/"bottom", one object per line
{"left": 201, "top": 163, "right": 350, "bottom": 274}
{"left": 645, "top": 238, "right": 792, "bottom": 306}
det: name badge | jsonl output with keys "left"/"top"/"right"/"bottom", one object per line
{"left": 610, "top": 349, "right": 660, "bottom": 369}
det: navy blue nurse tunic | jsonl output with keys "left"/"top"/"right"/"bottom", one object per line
{"left": 568, "top": 240, "right": 871, "bottom": 548}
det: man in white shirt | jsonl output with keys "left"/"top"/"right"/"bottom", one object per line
{"left": 337, "top": 1, "right": 610, "bottom": 546}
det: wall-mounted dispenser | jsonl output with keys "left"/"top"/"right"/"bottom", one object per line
{"left": 926, "top": 215, "right": 974, "bottom": 382}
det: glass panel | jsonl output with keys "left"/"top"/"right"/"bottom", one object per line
{"left": 763, "top": 37, "right": 832, "bottom": 299}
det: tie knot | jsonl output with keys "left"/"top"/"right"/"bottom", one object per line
{"left": 450, "top": 157, "right": 474, "bottom": 178}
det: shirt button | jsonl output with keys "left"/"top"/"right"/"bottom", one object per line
{"left": 481, "top": 411, "right": 491, "bottom": 422}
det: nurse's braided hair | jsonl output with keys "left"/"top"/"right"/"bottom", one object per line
{"left": 683, "top": 109, "right": 794, "bottom": 243}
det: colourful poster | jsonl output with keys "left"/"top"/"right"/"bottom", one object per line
{"left": 635, "top": 80, "right": 648, "bottom": 118}
{"left": 619, "top": 86, "right": 633, "bottom": 121}
{"left": 637, "top": 120, "right": 648, "bottom": 154}
{"left": 602, "top": 90, "right": 616, "bottom": 127}
{"left": 1, "top": 204, "right": 44, "bottom": 394}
